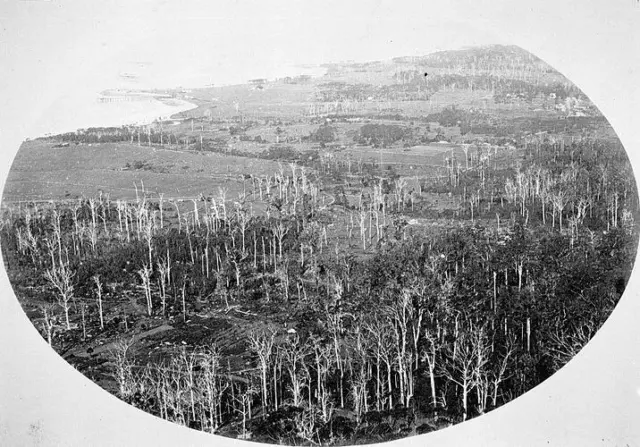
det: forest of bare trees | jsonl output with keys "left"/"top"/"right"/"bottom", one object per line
{"left": 2, "top": 127, "right": 636, "bottom": 443}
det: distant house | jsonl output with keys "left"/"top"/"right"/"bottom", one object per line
{"left": 249, "top": 78, "right": 267, "bottom": 85}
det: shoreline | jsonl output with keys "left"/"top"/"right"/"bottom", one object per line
{"left": 27, "top": 94, "right": 199, "bottom": 140}
{"left": 26, "top": 63, "right": 330, "bottom": 141}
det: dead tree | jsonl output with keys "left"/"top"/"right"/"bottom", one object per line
{"left": 110, "top": 337, "right": 136, "bottom": 399}
{"left": 44, "top": 262, "right": 75, "bottom": 330}
{"left": 441, "top": 321, "right": 481, "bottom": 421}
{"left": 489, "top": 336, "right": 516, "bottom": 408}
{"left": 422, "top": 323, "right": 440, "bottom": 409}
{"left": 40, "top": 304, "right": 57, "bottom": 346}
{"left": 138, "top": 265, "right": 153, "bottom": 316}
{"left": 93, "top": 275, "right": 104, "bottom": 330}
{"left": 157, "top": 259, "right": 169, "bottom": 316}
{"left": 234, "top": 384, "right": 258, "bottom": 439}
{"left": 281, "top": 334, "right": 310, "bottom": 407}
{"left": 248, "top": 329, "right": 276, "bottom": 411}
{"left": 196, "top": 345, "right": 227, "bottom": 433}
{"left": 273, "top": 222, "right": 289, "bottom": 261}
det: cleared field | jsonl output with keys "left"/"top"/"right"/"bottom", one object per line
{"left": 342, "top": 143, "right": 461, "bottom": 167}
{"left": 3, "top": 140, "right": 283, "bottom": 202}
{"left": 179, "top": 83, "right": 315, "bottom": 120}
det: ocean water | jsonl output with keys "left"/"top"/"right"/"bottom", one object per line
{"left": 28, "top": 92, "right": 197, "bottom": 139}
{"left": 25, "top": 61, "right": 326, "bottom": 139}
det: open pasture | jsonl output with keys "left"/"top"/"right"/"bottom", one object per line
{"left": 342, "top": 143, "right": 461, "bottom": 169}
{"left": 3, "top": 140, "right": 284, "bottom": 202}
{"left": 179, "top": 82, "right": 315, "bottom": 120}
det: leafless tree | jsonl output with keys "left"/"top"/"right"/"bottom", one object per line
{"left": 142, "top": 212, "right": 154, "bottom": 269}
{"left": 364, "top": 315, "right": 395, "bottom": 411}
{"left": 157, "top": 258, "right": 170, "bottom": 316}
{"left": 489, "top": 335, "right": 516, "bottom": 408}
{"left": 550, "top": 190, "right": 567, "bottom": 230}
{"left": 196, "top": 345, "right": 227, "bottom": 433}
{"left": 422, "top": 322, "right": 440, "bottom": 409}
{"left": 273, "top": 222, "right": 289, "bottom": 261}
{"left": 248, "top": 328, "right": 276, "bottom": 410}
{"left": 548, "top": 320, "right": 597, "bottom": 371}
{"left": 111, "top": 337, "right": 136, "bottom": 399}
{"left": 137, "top": 264, "right": 153, "bottom": 316}
{"left": 281, "top": 334, "right": 310, "bottom": 407}
{"left": 93, "top": 275, "right": 104, "bottom": 330}
{"left": 441, "top": 320, "right": 482, "bottom": 421}
{"left": 234, "top": 384, "right": 258, "bottom": 439}
{"left": 44, "top": 261, "right": 75, "bottom": 330}
{"left": 388, "top": 290, "right": 415, "bottom": 407}
{"left": 40, "top": 303, "right": 57, "bottom": 346}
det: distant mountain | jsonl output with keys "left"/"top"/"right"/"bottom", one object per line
{"left": 176, "top": 44, "right": 591, "bottom": 122}
{"left": 397, "top": 44, "right": 547, "bottom": 69}
{"left": 322, "top": 44, "right": 567, "bottom": 85}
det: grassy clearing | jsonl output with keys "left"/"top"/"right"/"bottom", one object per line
{"left": 179, "top": 83, "right": 315, "bottom": 120}
{"left": 343, "top": 143, "right": 459, "bottom": 167}
{"left": 4, "top": 140, "right": 284, "bottom": 202}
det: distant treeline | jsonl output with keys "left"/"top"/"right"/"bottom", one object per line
{"left": 394, "top": 45, "right": 549, "bottom": 71}
{"left": 404, "top": 73, "right": 584, "bottom": 103}
{"left": 316, "top": 73, "right": 585, "bottom": 107}
{"left": 44, "top": 125, "right": 190, "bottom": 146}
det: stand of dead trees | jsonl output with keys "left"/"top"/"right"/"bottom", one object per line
{"left": 1, "top": 136, "right": 637, "bottom": 444}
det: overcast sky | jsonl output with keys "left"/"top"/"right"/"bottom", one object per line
{"left": 0, "top": 0, "right": 514, "bottom": 136}
{"left": 1, "top": 0, "right": 637, "bottom": 135}
{"left": 0, "top": 0, "right": 508, "bottom": 90}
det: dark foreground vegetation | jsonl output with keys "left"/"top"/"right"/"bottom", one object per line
{"left": 2, "top": 45, "right": 638, "bottom": 444}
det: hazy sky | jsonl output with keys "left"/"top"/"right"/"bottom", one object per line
{"left": 0, "top": 0, "right": 507, "bottom": 90}
{"left": 2, "top": 0, "right": 637, "bottom": 89}
{"left": 0, "top": 0, "right": 511, "bottom": 136}
{"left": 1, "top": 0, "right": 638, "bottom": 136}
{"left": 2, "top": 0, "right": 637, "bottom": 136}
